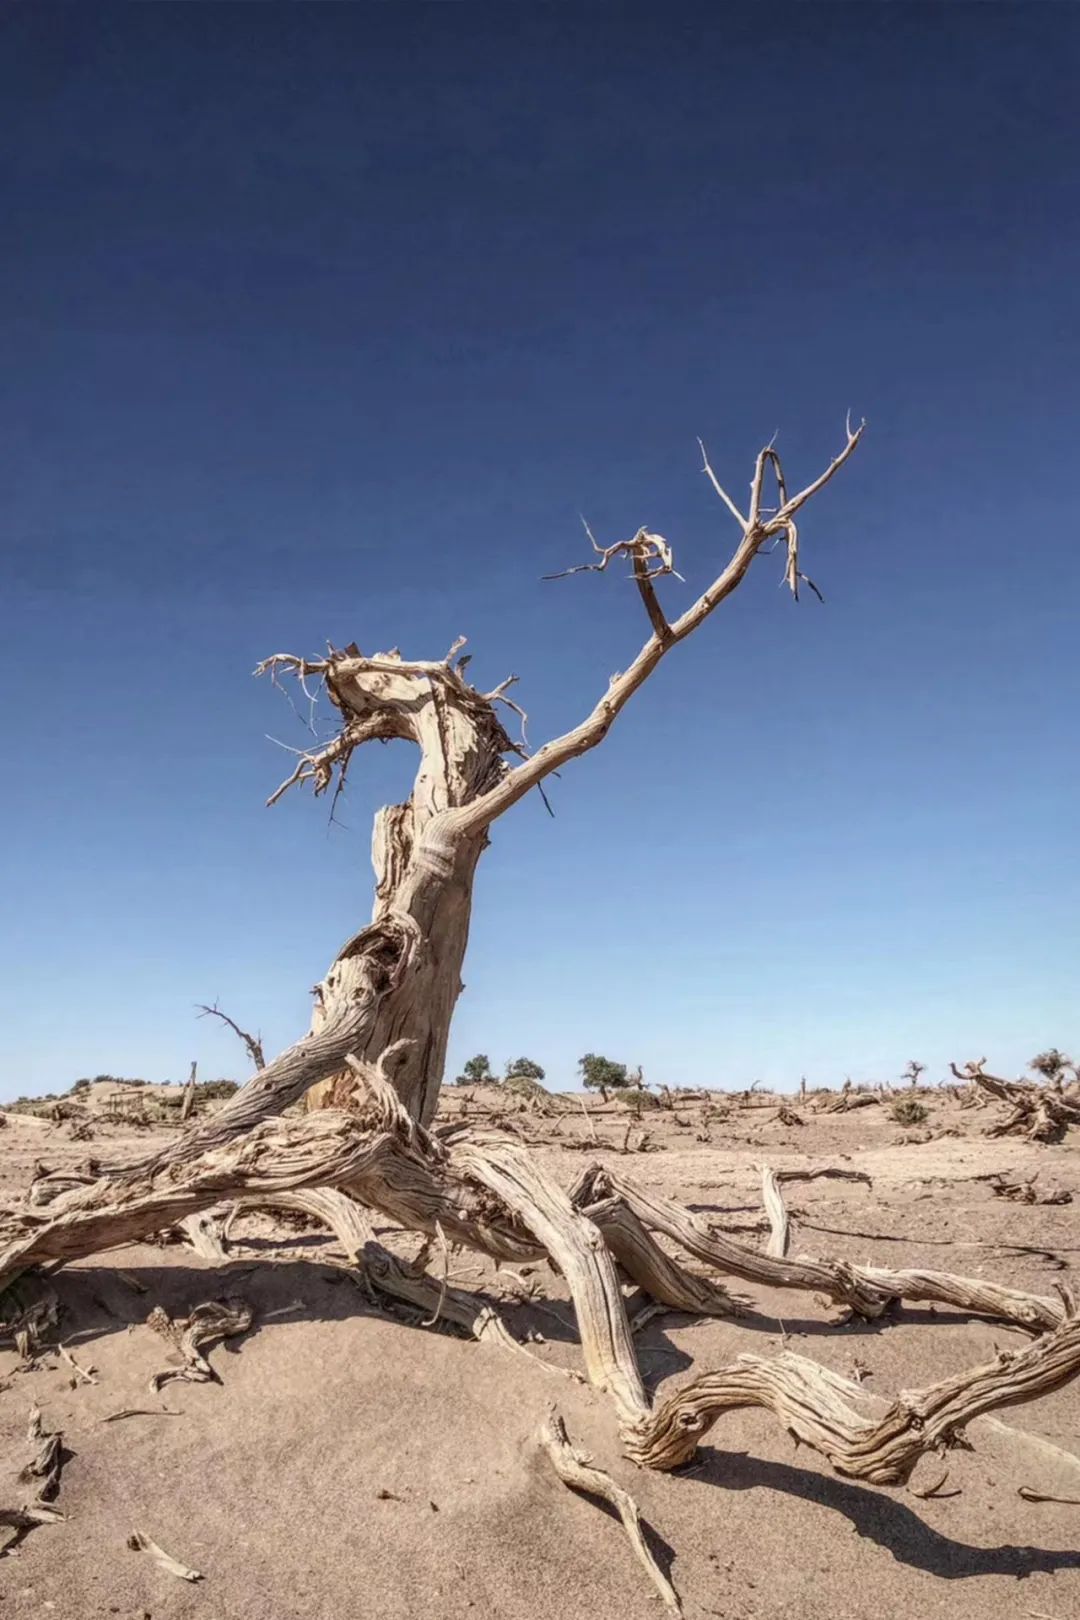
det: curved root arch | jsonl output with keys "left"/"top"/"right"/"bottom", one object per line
{"left": 4, "top": 1052, "right": 1076, "bottom": 1497}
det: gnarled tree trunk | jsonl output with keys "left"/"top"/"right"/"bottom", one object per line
{"left": 168, "top": 649, "right": 512, "bottom": 1156}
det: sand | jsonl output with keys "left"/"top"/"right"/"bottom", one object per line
{"left": 2, "top": 1092, "right": 1079, "bottom": 1620}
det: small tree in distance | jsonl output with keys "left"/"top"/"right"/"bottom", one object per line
{"left": 579, "top": 1053, "right": 630, "bottom": 1092}
{"left": 504, "top": 1057, "right": 545, "bottom": 1082}
{"left": 455, "top": 1054, "right": 495, "bottom": 1086}
{"left": 902, "top": 1060, "right": 926, "bottom": 1087}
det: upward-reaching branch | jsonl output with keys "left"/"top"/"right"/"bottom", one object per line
{"left": 447, "top": 418, "right": 864, "bottom": 836}
{"left": 197, "top": 1003, "right": 266, "bottom": 1071}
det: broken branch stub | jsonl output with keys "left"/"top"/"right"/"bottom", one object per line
{"left": 147, "top": 1297, "right": 254, "bottom": 1391}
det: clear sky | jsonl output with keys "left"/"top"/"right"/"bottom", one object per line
{"left": 1, "top": 5, "right": 1077, "bottom": 1100}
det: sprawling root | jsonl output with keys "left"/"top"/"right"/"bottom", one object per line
{"left": 627, "top": 1306, "right": 1080, "bottom": 1476}
{"left": 229, "top": 1186, "right": 556, "bottom": 1372}
{"left": 570, "top": 1164, "right": 1062, "bottom": 1332}
{"left": 3, "top": 1056, "right": 1078, "bottom": 1499}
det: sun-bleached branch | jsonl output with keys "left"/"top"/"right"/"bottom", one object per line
{"left": 448, "top": 418, "right": 864, "bottom": 836}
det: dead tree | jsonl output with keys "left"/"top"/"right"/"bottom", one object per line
{"left": 9, "top": 421, "right": 1080, "bottom": 1605}
{"left": 89, "top": 417, "right": 867, "bottom": 1156}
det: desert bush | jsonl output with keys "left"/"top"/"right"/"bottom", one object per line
{"left": 504, "top": 1057, "right": 545, "bottom": 1082}
{"left": 195, "top": 1079, "right": 240, "bottom": 1102}
{"left": 455, "top": 1054, "right": 495, "bottom": 1085}
{"left": 890, "top": 1096, "right": 928, "bottom": 1126}
{"left": 503, "top": 1073, "right": 550, "bottom": 1105}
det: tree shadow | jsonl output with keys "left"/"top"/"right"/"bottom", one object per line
{"left": 42, "top": 1256, "right": 394, "bottom": 1350}
{"left": 687, "top": 1448, "right": 1080, "bottom": 1578}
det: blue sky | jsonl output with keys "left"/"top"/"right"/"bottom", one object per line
{"left": 1, "top": 5, "right": 1076, "bottom": 1099}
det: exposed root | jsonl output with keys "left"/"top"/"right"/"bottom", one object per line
{"left": 540, "top": 1409, "right": 681, "bottom": 1616}
{"left": 626, "top": 1302, "right": 1080, "bottom": 1476}
{"left": 454, "top": 1141, "right": 649, "bottom": 1423}
{"left": 5, "top": 1066, "right": 1080, "bottom": 1520}
{"left": 147, "top": 1297, "right": 253, "bottom": 1391}
{"left": 578, "top": 1165, "right": 889, "bottom": 1319}
{"left": 578, "top": 1194, "right": 739, "bottom": 1318}
{"left": 580, "top": 1165, "right": 1063, "bottom": 1332}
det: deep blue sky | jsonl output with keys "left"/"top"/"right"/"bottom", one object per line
{"left": 2, "top": 5, "right": 1077, "bottom": 1099}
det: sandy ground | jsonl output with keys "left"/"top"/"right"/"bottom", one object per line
{"left": 2, "top": 1091, "right": 1079, "bottom": 1620}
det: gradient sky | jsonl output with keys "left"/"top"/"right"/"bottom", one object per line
{"left": 2, "top": 5, "right": 1077, "bottom": 1100}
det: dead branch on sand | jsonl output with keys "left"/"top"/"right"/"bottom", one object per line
{"left": 146, "top": 1297, "right": 253, "bottom": 1390}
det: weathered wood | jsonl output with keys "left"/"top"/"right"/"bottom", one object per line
{"left": 540, "top": 1409, "right": 681, "bottom": 1616}
{"left": 147, "top": 1297, "right": 253, "bottom": 1390}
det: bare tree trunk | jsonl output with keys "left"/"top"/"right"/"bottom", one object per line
{"left": 156, "top": 650, "right": 513, "bottom": 1163}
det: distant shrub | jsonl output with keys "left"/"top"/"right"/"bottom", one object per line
{"left": 455, "top": 1054, "right": 495, "bottom": 1085}
{"left": 71, "top": 1078, "right": 92, "bottom": 1093}
{"left": 503, "top": 1073, "right": 550, "bottom": 1105}
{"left": 195, "top": 1079, "right": 240, "bottom": 1102}
{"left": 504, "top": 1057, "right": 545, "bottom": 1082}
{"left": 891, "top": 1097, "right": 928, "bottom": 1126}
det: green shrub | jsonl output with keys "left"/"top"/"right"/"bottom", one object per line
{"left": 455, "top": 1054, "right": 495, "bottom": 1085}
{"left": 579, "top": 1054, "right": 630, "bottom": 1091}
{"left": 504, "top": 1057, "right": 545, "bottom": 1082}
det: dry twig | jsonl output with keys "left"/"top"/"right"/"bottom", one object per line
{"left": 541, "top": 1409, "right": 681, "bottom": 1616}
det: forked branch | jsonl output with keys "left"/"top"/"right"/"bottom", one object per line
{"left": 449, "top": 418, "right": 864, "bottom": 834}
